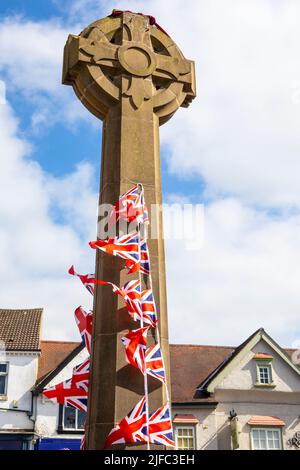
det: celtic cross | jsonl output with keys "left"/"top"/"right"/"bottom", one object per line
{"left": 63, "top": 11, "right": 196, "bottom": 450}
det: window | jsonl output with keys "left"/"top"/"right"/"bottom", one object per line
{"left": 258, "top": 365, "right": 271, "bottom": 384}
{"left": 175, "top": 426, "right": 196, "bottom": 450}
{"left": 251, "top": 428, "right": 282, "bottom": 450}
{"left": 0, "top": 363, "right": 8, "bottom": 395}
{"left": 62, "top": 406, "right": 86, "bottom": 431}
{"left": 254, "top": 360, "right": 275, "bottom": 387}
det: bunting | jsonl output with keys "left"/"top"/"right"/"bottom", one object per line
{"left": 108, "top": 184, "right": 149, "bottom": 227}
{"left": 104, "top": 396, "right": 148, "bottom": 449}
{"left": 121, "top": 327, "right": 149, "bottom": 374}
{"left": 52, "top": 184, "right": 174, "bottom": 450}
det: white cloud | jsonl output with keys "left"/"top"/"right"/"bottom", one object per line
{"left": 0, "top": 93, "right": 97, "bottom": 341}
{"left": 0, "top": 17, "right": 94, "bottom": 130}
{"left": 166, "top": 198, "right": 300, "bottom": 347}
{"left": 68, "top": 0, "right": 300, "bottom": 208}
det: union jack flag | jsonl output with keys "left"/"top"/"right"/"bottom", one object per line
{"left": 126, "top": 239, "right": 151, "bottom": 275}
{"left": 71, "top": 357, "right": 90, "bottom": 392}
{"left": 104, "top": 396, "right": 148, "bottom": 449}
{"left": 141, "top": 288, "right": 158, "bottom": 327}
{"left": 147, "top": 403, "right": 175, "bottom": 447}
{"left": 108, "top": 184, "right": 149, "bottom": 228}
{"left": 95, "top": 278, "right": 157, "bottom": 327}
{"left": 68, "top": 265, "right": 95, "bottom": 296}
{"left": 89, "top": 232, "right": 140, "bottom": 267}
{"left": 121, "top": 327, "right": 149, "bottom": 374}
{"left": 74, "top": 306, "right": 93, "bottom": 353}
{"left": 122, "top": 280, "right": 143, "bottom": 322}
{"left": 43, "top": 379, "right": 88, "bottom": 412}
{"left": 146, "top": 344, "right": 166, "bottom": 384}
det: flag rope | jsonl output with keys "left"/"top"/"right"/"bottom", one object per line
{"left": 145, "top": 219, "right": 171, "bottom": 406}
{"left": 137, "top": 210, "right": 150, "bottom": 450}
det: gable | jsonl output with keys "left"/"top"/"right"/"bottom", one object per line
{"left": 45, "top": 347, "right": 89, "bottom": 388}
{"left": 206, "top": 331, "right": 300, "bottom": 393}
{"left": 35, "top": 341, "right": 86, "bottom": 391}
{"left": 37, "top": 341, "right": 81, "bottom": 382}
{"left": 216, "top": 340, "right": 300, "bottom": 392}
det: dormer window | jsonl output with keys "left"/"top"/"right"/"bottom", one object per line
{"left": 254, "top": 353, "right": 275, "bottom": 388}
{"left": 258, "top": 365, "right": 272, "bottom": 385}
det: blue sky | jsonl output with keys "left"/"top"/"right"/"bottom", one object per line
{"left": 1, "top": 0, "right": 300, "bottom": 349}
{"left": 0, "top": 1, "right": 204, "bottom": 201}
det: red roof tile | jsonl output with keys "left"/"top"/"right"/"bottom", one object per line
{"left": 248, "top": 416, "right": 285, "bottom": 426}
{"left": 173, "top": 414, "right": 199, "bottom": 423}
{"left": 254, "top": 353, "right": 273, "bottom": 359}
{"left": 0, "top": 309, "right": 42, "bottom": 351}
{"left": 37, "top": 340, "right": 81, "bottom": 381}
{"left": 170, "top": 344, "right": 234, "bottom": 403}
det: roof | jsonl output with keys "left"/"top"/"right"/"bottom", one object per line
{"left": 195, "top": 328, "right": 261, "bottom": 395}
{"left": 35, "top": 340, "right": 83, "bottom": 390}
{"left": 35, "top": 331, "right": 298, "bottom": 403}
{"left": 37, "top": 340, "right": 82, "bottom": 381}
{"left": 173, "top": 414, "right": 199, "bottom": 423}
{"left": 0, "top": 308, "right": 43, "bottom": 351}
{"left": 195, "top": 328, "right": 299, "bottom": 394}
{"left": 170, "top": 344, "right": 234, "bottom": 403}
{"left": 248, "top": 416, "right": 285, "bottom": 426}
{"left": 253, "top": 353, "right": 273, "bottom": 360}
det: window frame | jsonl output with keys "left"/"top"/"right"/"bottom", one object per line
{"left": 258, "top": 364, "right": 272, "bottom": 384}
{"left": 0, "top": 362, "right": 9, "bottom": 397}
{"left": 175, "top": 425, "right": 197, "bottom": 450}
{"left": 255, "top": 360, "right": 275, "bottom": 388}
{"left": 250, "top": 427, "right": 283, "bottom": 450}
{"left": 57, "top": 405, "right": 86, "bottom": 434}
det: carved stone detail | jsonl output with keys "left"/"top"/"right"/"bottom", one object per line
{"left": 63, "top": 13, "right": 196, "bottom": 123}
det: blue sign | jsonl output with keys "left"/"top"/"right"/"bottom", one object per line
{"left": 37, "top": 438, "right": 81, "bottom": 450}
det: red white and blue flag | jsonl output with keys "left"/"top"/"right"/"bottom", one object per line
{"left": 43, "top": 379, "right": 88, "bottom": 412}
{"left": 71, "top": 358, "right": 90, "bottom": 392}
{"left": 74, "top": 306, "right": 93, "bottom": 353}
{"left": 108, "top": 184, "right": 149, "bottom": 227}
{"left": 141, "top": 288, "right": 158, "bottom": 328}
{"left": 126, "top": 239, "right": 151, "bottom": 275}
{"left": 89, "top": 232, "right": 140, "bottom": 267}
{"left": 147, "top": 403, "right": 175, "bottom": 447}
{"left": 94, "top": 278, "right": 157, "bottom": 327}
{"left": 69, "top": 266, "right": 95, "bottom": 296}
{"left": 146, "top": 344, "right": 166, "bottom": 384}
{"left": 121, "top": 327, "right": 149, "bottom": 374}
{"left": 89, "top": 234, "right": 150, "bottom": 276}
{"left": 121, "top": 280, "right": 143, "bottom": 322}
{"left": 104, "top": 396, "right": 148, "bottom": 448}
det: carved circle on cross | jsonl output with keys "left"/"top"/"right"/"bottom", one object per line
{"left": 63, "top": 14, "right": 195, "bottom": 124}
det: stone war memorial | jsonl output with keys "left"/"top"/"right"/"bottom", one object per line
{"left": 62, "top": 10, "right": 196, "bottom": 450}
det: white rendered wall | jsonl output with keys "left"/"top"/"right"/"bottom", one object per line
{"left": 0, "top": 352, "right": 39, "bottom": 431}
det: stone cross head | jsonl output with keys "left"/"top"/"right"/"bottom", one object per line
{"left": 62, "top": 12, "right": 196, "bottom": 125}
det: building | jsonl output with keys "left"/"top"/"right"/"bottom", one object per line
{"left": 0, "top": 308, "right": 42, "bottom": 450}
{"left": 171, "top": 328, "right": 300, "bottom": 450}
{"left": 0, "top": 309, "right": 88, "bottom": 450}
{"left": 1, "top": 309, "right": 300, "bottom": 450}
